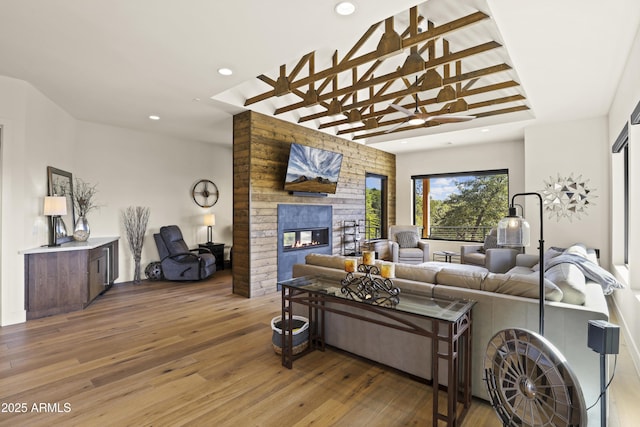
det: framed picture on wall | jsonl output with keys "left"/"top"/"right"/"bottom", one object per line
{"left": 47, "top": 166, "right": 75, "bottom": 244}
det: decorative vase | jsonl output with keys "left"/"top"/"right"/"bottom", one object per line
{"left": 133, "top": 257, "right": 142, "bottom": 284}
{"left": 73, "top": 215, "right": 90, "bottom": 241}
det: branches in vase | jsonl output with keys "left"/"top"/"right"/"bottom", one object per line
{"left": 122, "top": 206, "right": 150, "bottom": 284}
{"left": 73, "top": 178, "right": 100, "bottom": 217}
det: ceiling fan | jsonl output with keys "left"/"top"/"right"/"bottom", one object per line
{"left": 385, "top": 85, "right": 476, "bottom": 134}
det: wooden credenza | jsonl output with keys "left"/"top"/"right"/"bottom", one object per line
{"left": 23, "top": 237, "right": 119, "bottom": 320}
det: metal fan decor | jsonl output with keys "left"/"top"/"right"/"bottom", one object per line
{"left": 484, "top": 328, "right": 586, "bottom": 427}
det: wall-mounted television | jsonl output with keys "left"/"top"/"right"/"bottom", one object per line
{"left": 284, "top": 143, "right": 343, "bottom": 194}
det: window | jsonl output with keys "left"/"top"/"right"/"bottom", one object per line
{"left": 412, "top": 169, "right": 509, "bottom": 242}
{"left": 624, "top": 144, "right": 629, "bottom": 264}
{"left": 612, "top": 123, "right": 629, "bottom": 265}
{"left": 365, "top": 173, "right": 387, "bottom": 240}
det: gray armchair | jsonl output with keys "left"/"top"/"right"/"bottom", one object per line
{"left": 388, "top": 225, "right": 429, "bottom": 264}
{"left": 154, "top": 225, "right": 216, "bottom": 281}
{"left": 460, "top": 228, "right": 519, "bottom": 273}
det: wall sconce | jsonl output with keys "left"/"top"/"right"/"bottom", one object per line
{"left": 44, "top": 196, "right": 68, "bottom": 246}
{"left": 204, "top": 213, "right": 216, "bottom": 243}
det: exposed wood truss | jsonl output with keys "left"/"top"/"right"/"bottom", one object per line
{"left": 244, "top": 3, "right": 530, "bottom": 142}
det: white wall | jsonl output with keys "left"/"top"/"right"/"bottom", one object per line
{"left": 523, "top": 118, "right": 610, "bottom": 263}
{"left": 0, "top": 76, "right": 233, "bottom": 326}
{"left": 395, "top": 140, "right": 525, "bottom": 253}
{"left": 73, "top": 121, "right": 233, "bottom": 284}
{"left": 0, "top": 75, "right": 78, "bottom": 325}
{"left": 608, "top": 21, "right": 640, "bottom": 374}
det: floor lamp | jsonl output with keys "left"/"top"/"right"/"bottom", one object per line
{"left": 497, "top": 192, "right": 545, "bottom": 335}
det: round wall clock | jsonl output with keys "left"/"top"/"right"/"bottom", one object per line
{"left": 191, "top": 179, "right": 219, "bottom": 208}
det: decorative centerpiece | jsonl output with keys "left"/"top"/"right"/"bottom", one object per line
{"left": 341, "top": 251, "right": 400, "bottom": 307}
{"left": 72, "top": 178, "right": 100, "bottom": 241}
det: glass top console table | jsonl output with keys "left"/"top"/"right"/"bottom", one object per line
{"left": 279, "top": 275, "right": 475, "bottom": 427}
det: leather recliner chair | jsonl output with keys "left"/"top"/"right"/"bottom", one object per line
{"left": 154, "top": 225, "right": 216, "bottom": 281}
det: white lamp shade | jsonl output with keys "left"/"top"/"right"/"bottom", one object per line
{"left": 43, "top": 196, "right": 67, "bottom": 216}
{"left": 497, "top": 215, "right": 530, "bottom": 247}
{"left": 203, "top": 214, "right": 216, "bottom": 226}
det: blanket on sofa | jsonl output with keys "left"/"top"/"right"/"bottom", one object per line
{"left": 544, "top": 253, "right": 624, "bottom": 295}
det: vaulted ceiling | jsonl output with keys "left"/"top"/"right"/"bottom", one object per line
{"left": 239, "top": 2, "right": 530, "bottom": 144}
{"left": 1, "top": 0, "right": 639, "bottom": 153}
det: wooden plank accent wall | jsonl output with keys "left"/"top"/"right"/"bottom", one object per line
{"left": 233, "top": 111, "right": 396, "bottom": 297}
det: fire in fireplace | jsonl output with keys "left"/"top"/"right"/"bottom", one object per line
{"left": 283, "top": 227, "right": 329, "bottom": 251}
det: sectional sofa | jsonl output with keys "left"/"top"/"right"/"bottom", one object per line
{"left": 291, "top": 244, "right": 610, "bottom": 423}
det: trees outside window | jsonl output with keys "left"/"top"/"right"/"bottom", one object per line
{"left": 413, "top": 170, "right": 509, "bottom": 241}
{"left": 365, "top": 174, "right": 387, "bottom": 240}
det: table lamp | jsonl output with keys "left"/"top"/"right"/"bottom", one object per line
{"left": 44, "top": 196, "right": 68, "bottom": 246}
{"left": 204, "top": 213, "right": 215, "bottom": 243}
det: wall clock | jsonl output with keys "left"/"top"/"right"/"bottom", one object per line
{"left": 192, "top": 179, "right": 219, "bottom": 208}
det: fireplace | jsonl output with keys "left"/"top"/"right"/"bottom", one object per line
{"left": 283, "top": 227, "right": 329, "bottom": 251}
{"left": 277, "top": 204, "right": 332, "bottom": 282}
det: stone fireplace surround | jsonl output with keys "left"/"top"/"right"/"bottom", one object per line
{"left": 277, "top": 204, "right": 332, "bottom": 282}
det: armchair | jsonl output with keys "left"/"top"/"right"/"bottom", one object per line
{"left": 388, "top": 225, "right": 429, "bottom": 264}
{"left": 154, "top": 225, "right": 216, "bottom": 281}
{"left": 460, "top": 228, "right": 519, "bottom": 273}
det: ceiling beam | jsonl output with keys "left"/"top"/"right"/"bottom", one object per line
{"left": 245, "top": 11, "right": 489, "bottom": 106}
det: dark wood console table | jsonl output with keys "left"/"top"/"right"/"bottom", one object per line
{"left": 279, "top": 275, "right": 475, "bottom": 427}
{"left": 22, "top": 237, "right": 119, "bottom": 319}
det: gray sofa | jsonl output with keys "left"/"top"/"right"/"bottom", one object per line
{"left": 291, "top": 245, "right": 610, "bottom": 425}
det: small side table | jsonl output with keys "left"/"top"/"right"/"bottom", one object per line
{"left": 432, "top": 251, "right": 460, "bottom": 263}
{"left": 199, "top": 242, "right": 225, "bottom": 270}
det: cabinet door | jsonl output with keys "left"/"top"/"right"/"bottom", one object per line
{"left": 25, "top": 251, "right": 87, "bottom": 319}
{"left": 88, "top": 252, "right": 107, "bottom": 304}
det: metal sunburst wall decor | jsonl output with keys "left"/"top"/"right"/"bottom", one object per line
{"left": 541, "top": 173, "right": 596, "bottom": 222}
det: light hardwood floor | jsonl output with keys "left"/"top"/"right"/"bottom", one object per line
{"left": 0, "top": 270, "right": 637, "bottom": 426}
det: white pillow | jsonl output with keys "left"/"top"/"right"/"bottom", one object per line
{"left": 483, "top": 272, "right": 564, "bottom": 302}
{"left": 545, "top": 263, "right": 587, "bottom": 305}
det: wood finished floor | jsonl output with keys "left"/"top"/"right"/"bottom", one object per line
{"left": 0, "top": 270, "right": 637, "bottom": 427}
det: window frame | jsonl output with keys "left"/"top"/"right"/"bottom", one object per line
{"left": 612, "top": 123, "right": 629, "bottom": 266}
{"left": 412, "top": 168, "right": 509, "bottom": 242}
{"left": 365, "top": 172, "right": 388, "bottom": 240}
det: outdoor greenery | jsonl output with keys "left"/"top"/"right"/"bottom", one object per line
{"left": 415, "top": 174, "right": 508, "bottom": 241}
{"left": 365, "top": 187, "right": 382, "bottom": 239}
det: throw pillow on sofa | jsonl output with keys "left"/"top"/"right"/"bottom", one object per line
{"left": 395, "top": 231, "right": 419, "bottom": 248}
{"left": 478, "top": 228, "right": 498, "bottom": 253}
{"left": 545, "top": 263, "right": 587, "bottom": 305}
{"left": 483, "top": 272, "right": 564, "bottom": 301}
{"left": 531, "top": 244, "right": 591, "bottom": 305}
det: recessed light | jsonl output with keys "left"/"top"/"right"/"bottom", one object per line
{"left": 335, "top": 2, "right": 356, "bottom": 16}
{"left": 218, "top": 68, "right": 233, "bottom": 76}
{"left": 149, "top": 115, "right": 160, "bottom": 121}
{"left": 481, "top": 128, "right": 490, "bottom": 133}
